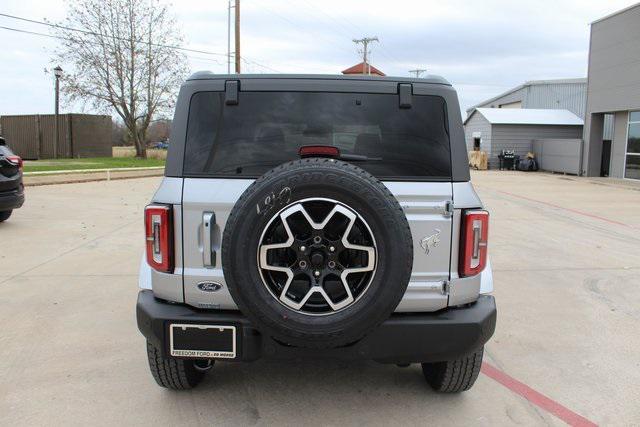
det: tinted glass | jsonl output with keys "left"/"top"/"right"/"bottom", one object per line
{"left": 624, "top": 155, "right": 640, "bottom": 180}
{"left": 627, "top": 123, "right": 640, "bottom": 154}
{"left": 184, "top": 91, "right": 451, "bottom": 179}
{"left": 629, "top": 111, "right": 640, "bottom": 122}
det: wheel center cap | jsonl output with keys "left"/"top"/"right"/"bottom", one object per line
{"left": 310, "top": 252, "right": 325, "bottom": 267}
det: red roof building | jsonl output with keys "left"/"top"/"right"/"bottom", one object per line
{"left": 341, "top": 62, "right": 385, "bottom": 76}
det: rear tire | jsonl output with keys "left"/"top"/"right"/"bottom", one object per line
{"left": 0, "top": 210, "right": 12, "bottom": 222}
{"left": 421, "top": 347, "right": 484, "bottom": 393}
{"left": 146, "top": 342, "right": 212, "bottom": 390}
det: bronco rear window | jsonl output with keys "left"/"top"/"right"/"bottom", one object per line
{"left": 183, "top": 91, "right": 451, "bottom": 180}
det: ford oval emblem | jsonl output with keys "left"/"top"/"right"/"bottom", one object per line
{"left": 197, "top": 281, "right": 223, "bottom": 292}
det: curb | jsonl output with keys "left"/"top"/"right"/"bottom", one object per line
{"left": 23, "top": 167, "right": 164, "bottom": 187}
{"left": 23, "top": 166, "right": 165, "bottom": 176}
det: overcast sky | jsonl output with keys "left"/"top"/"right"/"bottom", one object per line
{"left": 0, "top": 0, "right": 637, "bottom": 118}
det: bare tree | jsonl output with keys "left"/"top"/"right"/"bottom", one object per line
{"left": 52, "top": 0, "right": 189, "bottom": 158}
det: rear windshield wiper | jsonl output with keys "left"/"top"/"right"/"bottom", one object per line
{"left": 337, "top": 153, "right": 382, "bottom": 162}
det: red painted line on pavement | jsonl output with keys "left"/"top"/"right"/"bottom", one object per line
{"left": 495, "top": 189, "right": 634, "bottom": 229}
{"left": 481, "top": 362, "right": 597, "bottom": 427}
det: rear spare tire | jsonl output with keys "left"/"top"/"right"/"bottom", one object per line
{"left": 222, "top": 158, "right": 413, "bottom": 348}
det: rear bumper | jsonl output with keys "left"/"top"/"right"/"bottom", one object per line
{"left": 0, "top": 187, "right": 24, "bottom": 211}
{"left": 136, "top": 289, "right": 496, "bottom": 363}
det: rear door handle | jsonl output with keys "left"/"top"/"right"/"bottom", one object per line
{"left": 202, "top": 212, "right": 216, "bottom": 267}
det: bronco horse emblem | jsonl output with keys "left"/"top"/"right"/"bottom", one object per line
{"left": 420, "top": 229, "right": 441, "bottom": 255}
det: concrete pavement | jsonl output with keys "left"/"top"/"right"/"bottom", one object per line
{"left": 1, "top": 171, "right": 639, "bottom": 426}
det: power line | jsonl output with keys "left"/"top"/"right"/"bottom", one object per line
{"left": 241, "top": 57, "right": 282, "bottom": 73}
{"left": 1, "top": 4, "right": 389, "bottom": 75}
{"left": 0, "top": 24, "right": 69, "bottom": 41}
{"left": 257, "top": 3, "right": 355, "bottom": 57}
{"left": 291, "top": 1, "right": 405, "bottom": 67}
{"left": 0, "top": 13, "right": 284, "bottom": 73}
{"left": 0, "top": 24, "right": 228, "bottom": 66}
{"left": 0, "top": 23, "right": 520, "bottom": 83}
{"left": 183, "top": 55, "right": 225, "bottom": 65}
{"left": 0, "top": 12, "right": 228, "bottom": 57}
{"left": 292, "top": 0, "right": 358, "bottom": 41}
{"left": 1, "top": 19, "right": 514, "bottom": 84}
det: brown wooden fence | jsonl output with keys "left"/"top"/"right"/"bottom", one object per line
{"left": 0, "top": 114, "right": 112, "bottom": 159}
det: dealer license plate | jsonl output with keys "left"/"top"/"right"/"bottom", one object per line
{"left": 169, "top": 324, "right": 236, "bottom": 359}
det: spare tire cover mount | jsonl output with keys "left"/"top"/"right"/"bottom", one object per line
{"left": 222, "top": 158, "right": 413, "bottom": 348}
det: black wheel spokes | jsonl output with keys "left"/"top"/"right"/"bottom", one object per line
{"left": 258, "top": 199, "right": 377, "bottom": 315}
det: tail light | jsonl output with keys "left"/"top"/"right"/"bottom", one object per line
{"left": 145, "top": 204, "right": 173, "bottom": 272}
{"left": 299, "top": 145, "right": 340, "bottom": 158}
{"left": 459, "top": 210, "right": 489, "bottom": 277}
{"left": 7, "top": 155, "right": 23, "bottom": 170}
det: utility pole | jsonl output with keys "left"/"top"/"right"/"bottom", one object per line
{"left": 227, "top": 0, "right": 232, "bottom": 74}
{"left": 409, "top": 69, "right": 428, "bottom": 78}
{"left": 53, "top": 66, "right": 63, "bottom": 159}
{"left": 234, "top": 0, "right": 241, "bottom": 74}
{"left": 352, "top": 37, "right": 378, "bottom": 75}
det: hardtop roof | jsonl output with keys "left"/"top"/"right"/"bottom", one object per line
{"left": 186, "top": 72, "right": 451, "bottom": 86}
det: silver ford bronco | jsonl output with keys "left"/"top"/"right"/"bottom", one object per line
{"left": 137, "top": 73, "right": 496, "bottom": 392}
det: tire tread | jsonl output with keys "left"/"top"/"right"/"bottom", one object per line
{"left": 146, "top": 342, "right": 205, "bottom": 390}
{"left": 421, "top": 347, "right": 484, "bottom": 393}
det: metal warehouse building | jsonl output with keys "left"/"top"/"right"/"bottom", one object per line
{"left": 464, "top": 108, "right": 583, "bottom": 171}
{"left": 466, "top": 78, "right": 588, "bottom": 116}
{"left": 583, "top": 3, "right": 640, "bottom": 180}
{"left": 466, "top": 78, "right": 614, "bottom": 143}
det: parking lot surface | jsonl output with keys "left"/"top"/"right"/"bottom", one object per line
{"left": 1, "top": 171, "right": 639, "bottom": 426}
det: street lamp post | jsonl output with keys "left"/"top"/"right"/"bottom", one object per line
{"left": 53, "top": 66, "right": 63, "bottom": 159}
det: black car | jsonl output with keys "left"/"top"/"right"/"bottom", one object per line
{"left": 0, "top": 136, "right": 24, "bottom": 222}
